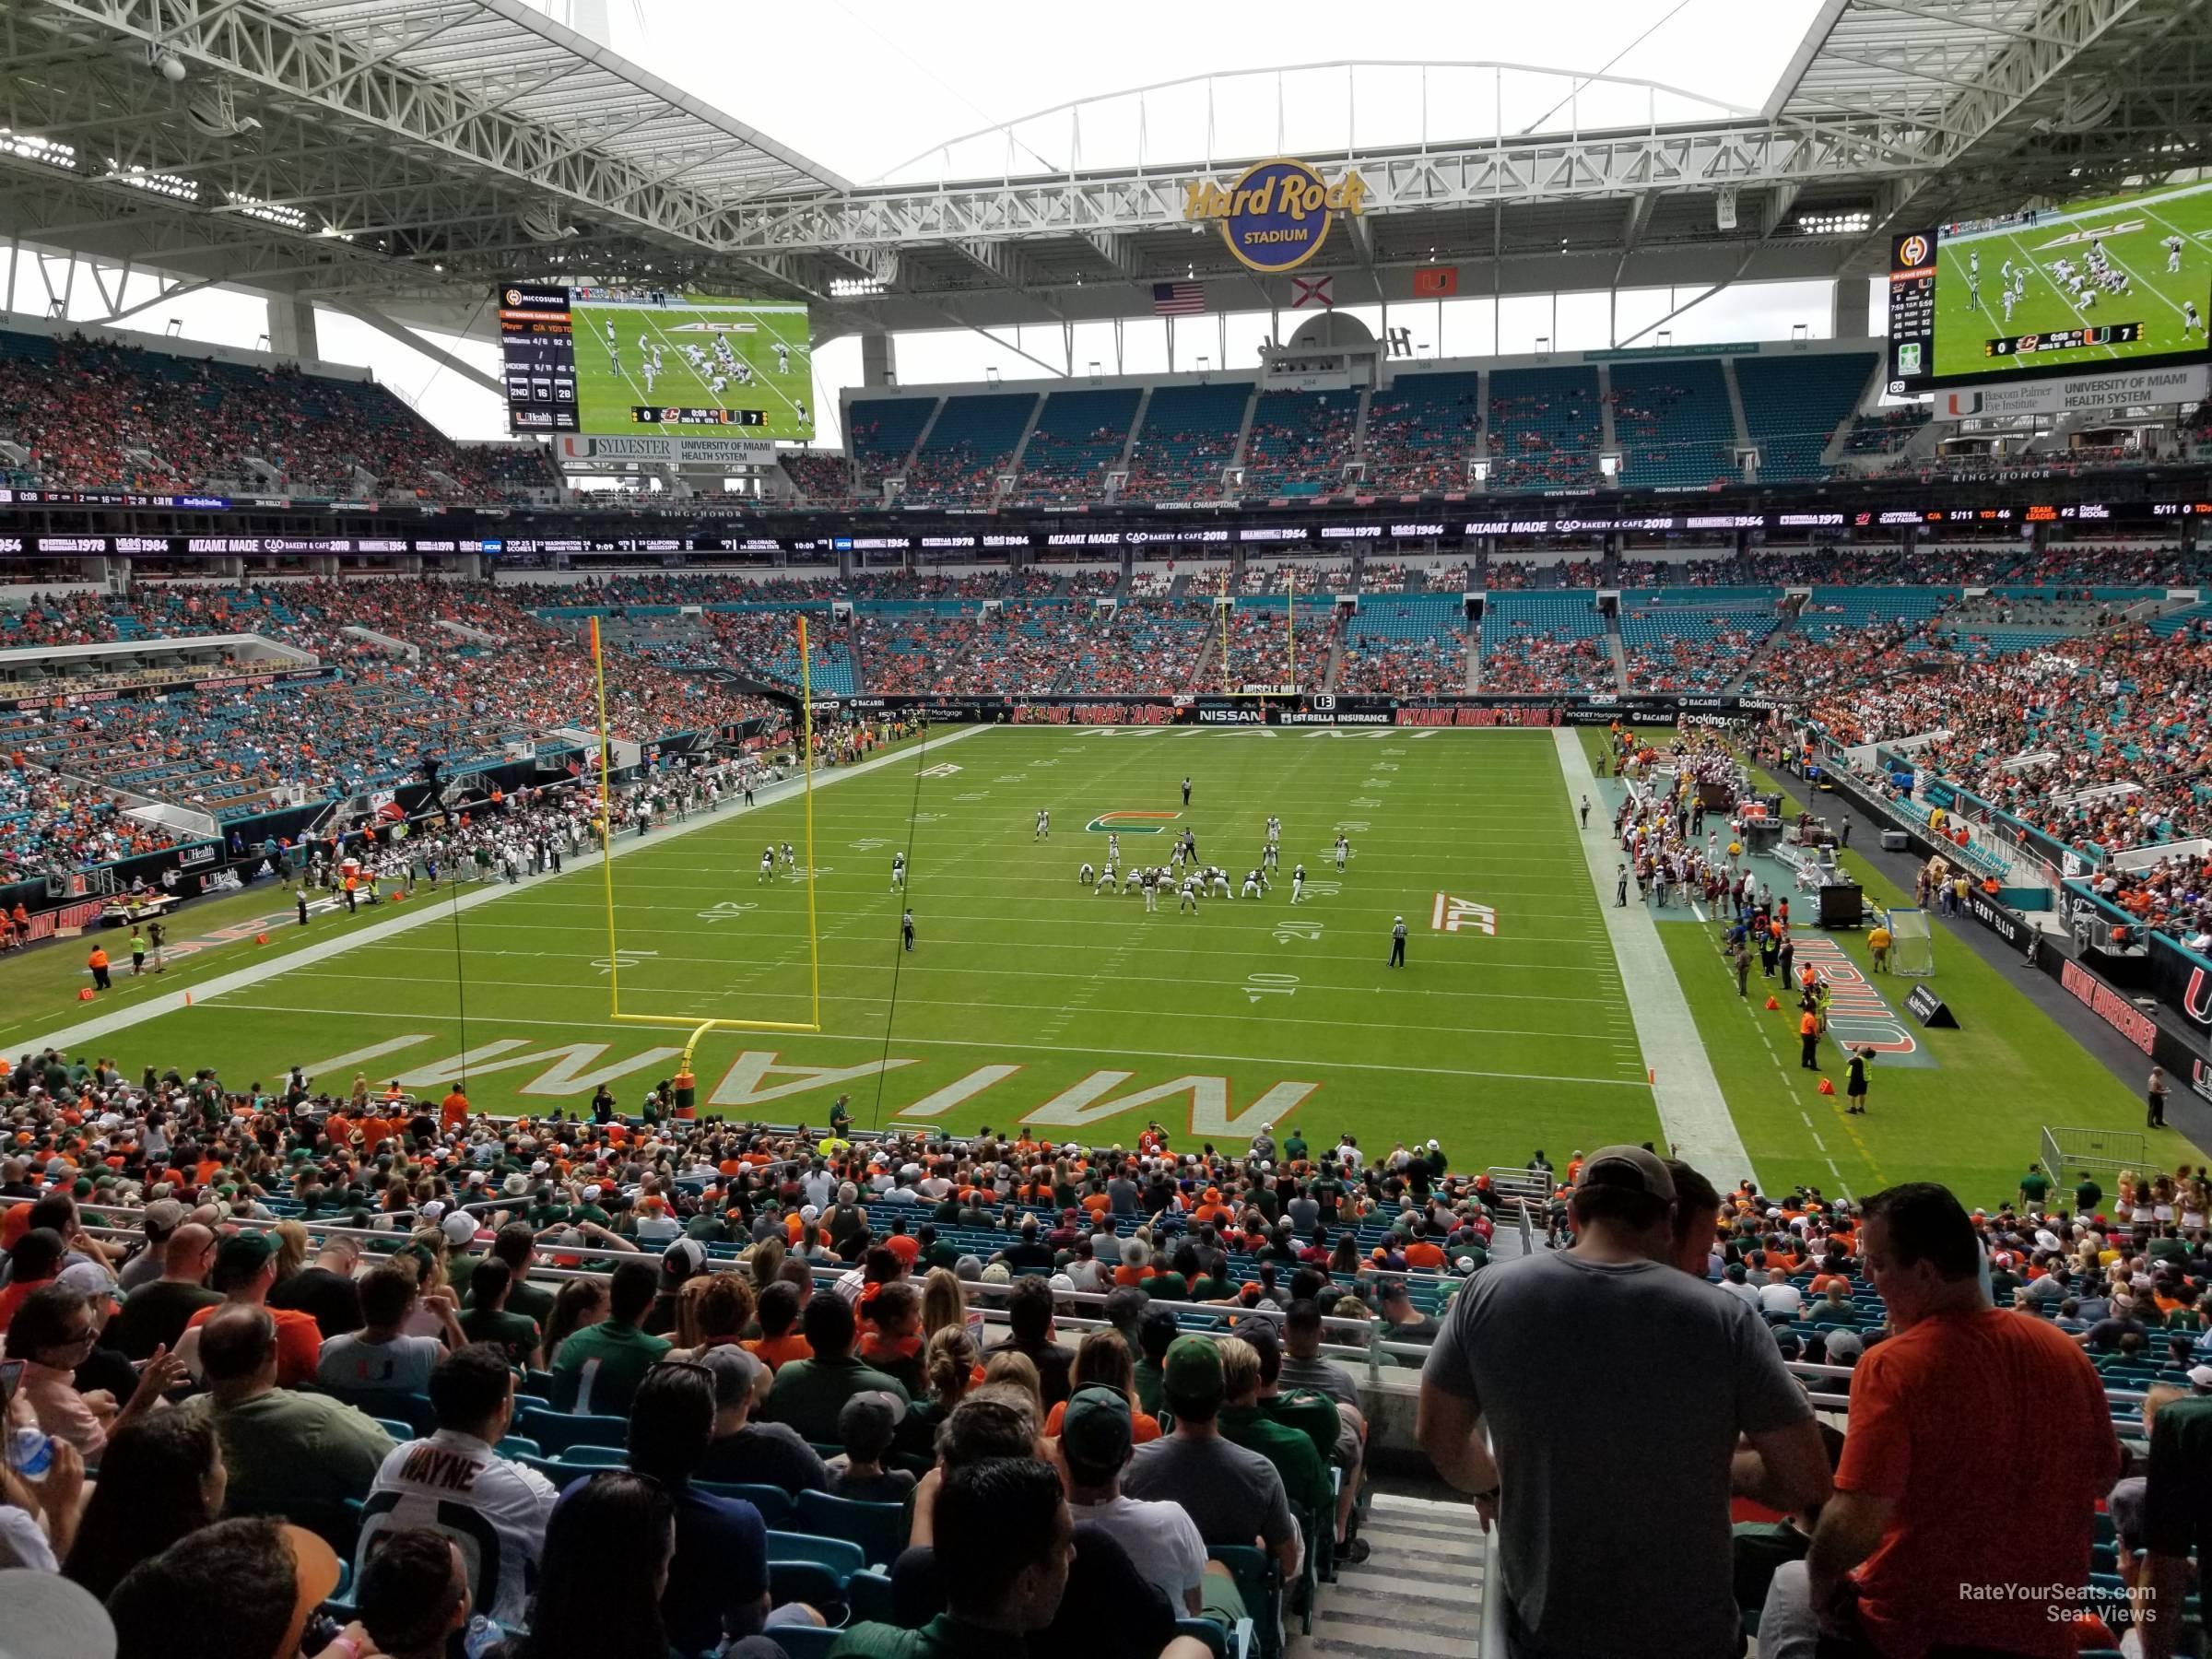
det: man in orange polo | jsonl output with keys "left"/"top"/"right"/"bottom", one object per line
{"left": 1799, "top": 1007, "right": 1821, "bottom": 1070}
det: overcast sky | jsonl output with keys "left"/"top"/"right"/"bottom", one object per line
{"left": 3, "top": 0, "right": 1863, "bottom": 449}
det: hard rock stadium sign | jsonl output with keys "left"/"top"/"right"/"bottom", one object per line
{"left": 1183, "top": 159, "right": 1370, "bottom": 276}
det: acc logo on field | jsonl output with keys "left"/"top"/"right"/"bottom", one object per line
{"left": 1896, "top": 233, "right": 1930, "bottom": 268}
{"left": 1087, "top": 811, "right": 1182, "bottom": 835}
{"left": 1184, "top": 159, "right": 1368, "bottom": 276}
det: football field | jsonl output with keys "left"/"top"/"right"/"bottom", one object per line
{"left": 15, "top": 726, "right": 2187, "bottom": 1206}
{"left": 1934, "top": 182, "right": 2212, "bottom": 376}
{"left": 571, "top": 300, "right": 814, "bottom": 440}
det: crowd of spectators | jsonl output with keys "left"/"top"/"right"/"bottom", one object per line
{"left": 0, "top": 763, "right": 182, "bottom": 877}
{"left": 1803, "top": 615, "right": 2212, "bottom": 859}
{"left": 0, "top": 330, "right": 552, "bottom": 504}
{"left": 0, "top": 1049, "right": 2204, "bottom": 1658}
{"left": 0, "top": 581, "right": 779, "bottom": 835}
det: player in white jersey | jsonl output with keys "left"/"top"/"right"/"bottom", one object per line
{"left": 605, "top": 319, "right": 618, "bottom": 349}
{"left": 795, "top": 400, "right": 810, "bottom": 426}
{"left": 2168, "top": 233, "right": 2188, "bottom": 274}
{"left": 781, "top": 841, "right": 795, "bottom": 871}
{"left": 2187, "top": 300, "right": 2204, "bottom": 335}
{"left": 1107, "top": 832, "right": 1121, "bottom": 865}
{"left": 734, "top": 361, "right": 754, "bottom": 386}
{"left": 890, "top": 853, "right": 906, "bottom": 891}
{"left": 1098, "top": 864, "right": 1118, "bottom": 893}
{"left": 642, "top": 363, "right": 658, "bottom": 395}
{"left": 1079, "top": 861, "right": 1095, "bottom": 887}
{"left": 1290, "top": 863, "right": 1307, "bottom": 904}
{"left": 1334, "top": 834, "right": 1349, "bottom": 872}
{"left": 1178, "top": 875, "right": 1201, "bottom": 914}
{"left": 1241, "top": 869, "right": 1262, "bottom": 899}
{"left": 1262, "top": 841, "right": 1279, "bottom": 872}
{"left": 759, "top": 847, "right": 775, "bottom": 883}
{"left": 2002, "top": 289, "right": 2017, "bottom": 324}
{"left": 708, "top": 373, "right": 728, "bottom": 396}
{"left": 1265, "top": 815, "right": 1281, "bottom": 843}
{"left": 1035, "top": 809, "right": 1050, "bottom": 841}
{"left": 1210, "top": 865, "right": 1232, "bottom": 899}
{"left": 775, "top": 341, "right": 791, "bottom": 372}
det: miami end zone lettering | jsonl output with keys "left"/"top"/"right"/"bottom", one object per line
{"left": 2062, "top": 961, "right": 2158, "bottom": 1054}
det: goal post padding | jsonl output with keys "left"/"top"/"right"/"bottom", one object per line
{"left": 1886, "top": 907, "right": 1935, "bottom": 977}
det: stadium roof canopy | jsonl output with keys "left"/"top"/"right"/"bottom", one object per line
{"left": 1, "top": 0, "right": 2209, "bottom": 349}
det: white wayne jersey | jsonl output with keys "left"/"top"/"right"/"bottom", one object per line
{"left": 361, "top": 1430, "right": 559, "bottom": 1630}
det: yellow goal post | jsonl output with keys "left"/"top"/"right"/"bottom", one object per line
{"left": 588, "top": 611, "right": 823, "bottom": 1083}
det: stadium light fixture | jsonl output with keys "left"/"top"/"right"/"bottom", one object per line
{"left": 1796, "top": 210, "right": 1872, "bottom": 236}
{"left": 0, "top": 129, "right": 76, "bottom": 171}
{"left": 830, "top": 276, "right": 885, "bottom": 298}
{"left": 105, "top": 159, "right": 198, "bottom": 203}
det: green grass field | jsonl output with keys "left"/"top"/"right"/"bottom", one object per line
{"left": 1934, "top": 181, "right": 2212, "bottom": 376}
{"left": 10, "top": 726, "right": 2198, "bottom": 1208}
{"left": 571, "top": 298, "right": 813, "bottom": 441}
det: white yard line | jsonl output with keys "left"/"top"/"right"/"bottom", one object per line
{"left": 1552, "top": 729, "right": 1756, "bottom": 1187}
{"left": 23, "top": 725, "right": 987, "bottom": 1055}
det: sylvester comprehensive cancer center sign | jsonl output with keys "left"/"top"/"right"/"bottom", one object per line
{"left": 1184, "top": 159, "right": 1370, "bottom": 275}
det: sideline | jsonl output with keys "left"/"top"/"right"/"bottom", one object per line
{"left": 1553, "top": 727, "right": 1757, "bottom": 1187}
{"left": 25, "top": 724, "right": 988, "bottom": 1055}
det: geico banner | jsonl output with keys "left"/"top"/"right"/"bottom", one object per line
{"left": 555, "top": 433, "right": 776, "bottom": 467}
{"left": 1935, "top": 364, "right": 2212, "bottom": 421}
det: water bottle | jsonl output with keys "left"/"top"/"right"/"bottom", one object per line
{"left": 461, "top": 1614, "right": 504, "bottom": 1659}
{"left": 6, "top": 1426, "right": 53, "bottom": 1479}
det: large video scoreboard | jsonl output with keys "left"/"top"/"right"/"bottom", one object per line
{"left": 1888, "top": 180, "right": 2212, "bottom": 394}
{"left": 498, "top": 285, "right": 815, "bottom": 441}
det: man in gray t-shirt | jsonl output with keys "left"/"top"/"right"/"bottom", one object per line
{"left": 1418, "top": 1147, "right": 1829, "bottom": 1659}
{"left": 1124, "top": 1336, "right": 1301, "bottom": 1587}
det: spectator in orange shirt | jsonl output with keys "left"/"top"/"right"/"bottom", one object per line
{"left": 743, "top": 1280, "right": 813, "bottom": 1373}
{"left": 174, "top": 1232, "right": 323, "bottom": 1387}
{"left": 440, "top": 1088, "right": 469, "bottom": 1132}
{"left": 1761, "top": 1182, "right": 2120, "bottom": 1659}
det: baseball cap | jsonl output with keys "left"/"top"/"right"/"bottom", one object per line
{"left": 662, "top": 1238, "right": 708, "bottom": 1281}
{"left": 0, "top": 1570, "right": 116, "bottom": 1659}
{"left": 839, "top": 1389, "right": 907, "bottom": 1452}
{"left": 1061, "top": 1385, "right": 1135, "bottom": 1470}
{"left": 1823, "top": 1329, "right": 1865, "bottom": 1363}
{"left": 697, "top": 1343, "right": 766, "bottom": 1408}
{"left": 211, "top": 1231, "right": 276, "bottom": 1286}
{"left": 2189, "top": 1364, "right": 2212, "bottom": 1393}
{"left": 1574, "top": 1145, "right": 1677, "bottom": 1202}
{"left": 441, "top": 1210, "right": 479, "bottom": 1247}
{"left": 1162, "top": 1335, "right": 1225, "bottom": 1412}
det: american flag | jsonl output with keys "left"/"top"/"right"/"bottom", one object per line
{"left": 1153, "top": 281, "right": 1206, "bottom": 316}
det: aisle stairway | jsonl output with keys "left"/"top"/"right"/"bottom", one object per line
{"left": 1289, "top": 1493, "right": 1487, "bottom": 1659}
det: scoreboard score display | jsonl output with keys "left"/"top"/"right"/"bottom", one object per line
{"left": 1888, "top": 179, "right": 2212, "bottom": 394}
{"left": 498, "top": 285, "right": 814, "bottom": 441}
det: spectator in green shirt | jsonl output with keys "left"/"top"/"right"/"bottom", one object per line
{"left": 458, "top": 1259, "right": 543, "bottom": 1369}
{"left": 550, "top": 1259, "right": 669, "bottom": 1416}
{"left": 763, "top": 1290, "right": 910, "bottom": 1444}
{"left": 183, "top": 1302, "right": 394, "bottom": 1541}
{"left": 1215, "top": 1335, "right": 1334, "bottom": 1547}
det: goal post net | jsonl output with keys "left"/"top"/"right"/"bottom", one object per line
{"left": 588, "top": 613, "right": 824, "bottom": 1073}
{"left": 1886, "top": 906, "right": 1935, "bottom": 977}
